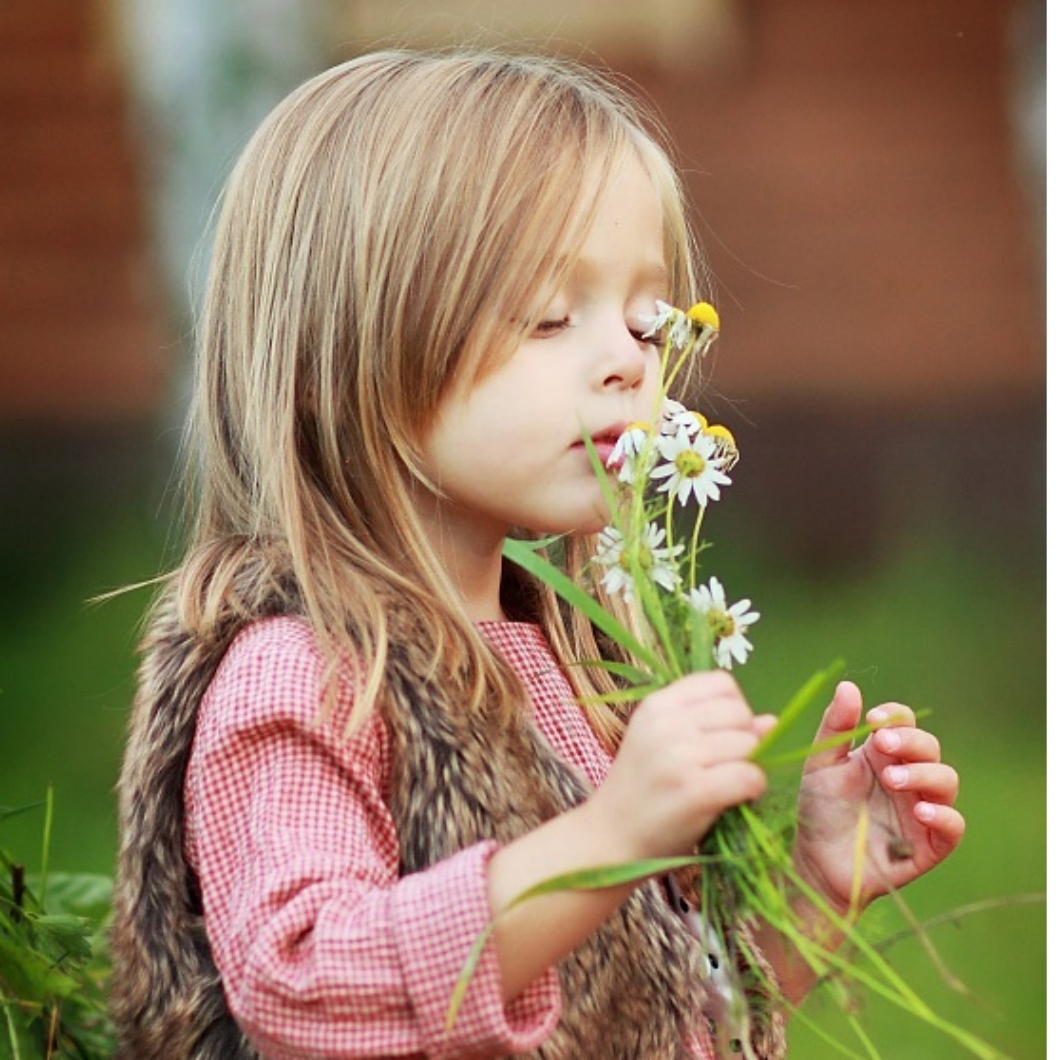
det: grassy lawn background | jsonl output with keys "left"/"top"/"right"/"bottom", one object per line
{"left": 0, "top": 492, "right": 1045, "bottom": 1060}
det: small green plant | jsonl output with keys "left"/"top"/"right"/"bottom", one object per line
{"left": 0, "top": 791, "right": 115, "bottom": 1060}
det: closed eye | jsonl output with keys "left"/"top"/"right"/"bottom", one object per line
{"left": 532, "top": 317, "right": 571, "bottom": 338}
{"left": 631, "top": 327, "right": 664, "bottom": 349}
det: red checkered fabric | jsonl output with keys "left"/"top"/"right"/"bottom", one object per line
{"left": 185, "top": 615, "right": 711, "bottom": 1058}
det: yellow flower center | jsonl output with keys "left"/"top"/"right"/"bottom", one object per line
{"left": 674, "top": 450, "right": 706, "bottom": 478}
{"left": 706, "top": 607, "right": 735, "bottom": 639}
{"left": 703, "top": 424, "right": 735, "bottom": 448}
{"left": 620, "top": 542, "right": 656, "bottom": 574}
{"left": 687, "top": 302, "right": 720, "bottom": 331}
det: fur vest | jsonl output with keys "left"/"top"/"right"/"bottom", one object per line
{"left": 110, "top": 590, "right": 785, "bottom": 1059}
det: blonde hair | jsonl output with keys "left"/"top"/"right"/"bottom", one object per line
{"left": 169, "top": 47, "right": 704, "bottom": 746}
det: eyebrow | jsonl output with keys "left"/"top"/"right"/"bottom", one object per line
{"left": 558, "top": 253, "right": 671, "bottom": 292}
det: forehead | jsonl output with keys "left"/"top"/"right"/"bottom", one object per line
{"left": 557, "top": 153, "right": 669, "bottom": 288}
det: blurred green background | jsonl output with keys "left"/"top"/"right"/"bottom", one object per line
{"left": 0, "top": 2, "right": 1045, "bottom": 1058}
{"left": 0, "top": 493, "right": 1044, "bottom": 1059}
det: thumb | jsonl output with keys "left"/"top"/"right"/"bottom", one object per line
{"left": 804, "top": 680, "right": 863, "bottom": 773}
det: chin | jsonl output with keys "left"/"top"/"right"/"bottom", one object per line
{"left": 563, "top": 511, "right": 611, "bottom": 537}
{"left": 519, "top": 512, "right": 609, "bottom": 538}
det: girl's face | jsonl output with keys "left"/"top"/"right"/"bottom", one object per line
{"left": 419, "top": 153, "right": 667, "bottom": 552}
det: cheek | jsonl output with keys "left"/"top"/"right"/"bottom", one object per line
{"left": 637, "top": 356, "right": 664, "bottom": 410}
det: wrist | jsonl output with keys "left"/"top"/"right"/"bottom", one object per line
{"left": 575, "top": 794, "right": 651, "bottom": 870}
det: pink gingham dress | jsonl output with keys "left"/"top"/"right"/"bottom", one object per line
{"left": 184, "top": 615, "right": 714, "bottom": 1059}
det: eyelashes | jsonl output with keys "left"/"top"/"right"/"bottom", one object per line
{"left": 531, "top": 317, "right": 665, "bottom": 347}
{"left": 631, "top": 328, "right": 665, "bottom": 349}
{"left": 532, "top": 317, "right": 571, "bottom": 337}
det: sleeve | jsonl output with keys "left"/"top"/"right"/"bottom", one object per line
{"left": 184, "top": 619, "right": 562, "bottom": 1060}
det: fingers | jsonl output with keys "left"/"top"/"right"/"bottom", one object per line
{"left": 700, "top": 760, "right": 769, "bottom": 805}
{"left": 803, "top": 680, "right": 863, "bottom": 772}
{"left": 880, "top": 760, "right": 960, "bottom": 805}
{"left": 609, "top": 672, "right": 770, "bottom": 858}
{"left": 872, "top": 724, "right": 940, "bottom": 763}
{"left": 656, "top": 674, "right": 765, "bottom": 769}
{"left": 664, "top": 671, "right": 752, "bottom": 718}
{"left": 754, "top": 713, "right": 778, "bottom": 738}
{"left": 868, "top": 714, "right": 959, "bottom": 806}
{"left": 866, "top": 702, "right": 917, "bottom": 730}
{"left": 913, "top": 802, "right": 967, "bottom": 857}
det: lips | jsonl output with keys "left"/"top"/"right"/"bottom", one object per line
{"left": 578, "top": 424, "right": 627, "bottom": 469}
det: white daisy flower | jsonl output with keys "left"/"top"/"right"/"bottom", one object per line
{"left": 641, "top": 301, "right": 720, "bottom": 356}
{"left": 640, "top": 300, "right": 693, "bottom": 350}
{"left": 606, "top": 421, "right": 653, "bottom": 484}
{"left": 702, "top": 424, "right": 739, "bottom": 472}
{"left": 684, "top": 302, "right": 721, "bottom": 355}
{"left": 594, "top": 523, "right": 684, "bottom": 601}
{"left": 640, "top": 300, "right": 676, "bottom": 340}
{"left": 650, "top": 426, "right": 732, "bottom": 507}
{"left": 688, "top": 576, "right": 760, "bottom": 669}
{"left": 661, "top": 398, "right": 708, "bottom": 438}
{"left": 660, "top": 401, "right": 738, "bottom": 470}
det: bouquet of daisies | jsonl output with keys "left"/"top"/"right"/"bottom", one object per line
{"left": 460, "top": 303, "right": 1005, "bottom": 1060}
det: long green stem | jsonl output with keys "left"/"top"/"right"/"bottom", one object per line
{"left": 687, "top": 501, "right": 707, "bottom": 590}
{"left": 38, "top": 787, "right": 53, "bottom": 908}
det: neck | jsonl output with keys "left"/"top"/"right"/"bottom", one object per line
{"left": 417, "top": 502, "right": 509, "bottom": 623}
{"left": 449, "top": 542, "right": 507, "bottom": 622}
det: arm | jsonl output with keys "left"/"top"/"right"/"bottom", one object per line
{"left": 188, "top": 619, "right": 560, "bottom": 1060}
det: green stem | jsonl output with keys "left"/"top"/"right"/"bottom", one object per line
{"left": 751, "top": 659, "right": 847, "bottom": 762}
{"left": 39, "top": 786, "right": 53, "bottom": 908}
{"left": 687, "top": 501, "right": 707, "bottom": 590}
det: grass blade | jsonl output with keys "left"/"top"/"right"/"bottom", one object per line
{"left": 752, "top": 658, "right": 846, "bottom": 762}
{"left": 503, "top": 538, "right": 663, "bottom": 671}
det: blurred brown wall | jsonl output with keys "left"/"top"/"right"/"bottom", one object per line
{"left": 0, "top": 0, "right": 1043, "bottom": 564}
{"left": 614, "top": 0, "right": 1044, "bottom": 563}
{"left": 0, "top": 0, "right": 165, "bottom": 423}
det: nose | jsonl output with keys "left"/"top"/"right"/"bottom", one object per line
{"left": 597, "top": 323, "right": 647, "bottom": 392}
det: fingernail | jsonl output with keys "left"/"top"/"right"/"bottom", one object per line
{"left": 886, "top": 765, "right": 909, "bottom": 788}
{"left": 867, "top": 706, "right": 890, "bottom": 726}
{"left": 915, "top": 802, "right": 937, "bottom": 823}
{"left": 876, "top": 729, "right": 900, "bottom": 753}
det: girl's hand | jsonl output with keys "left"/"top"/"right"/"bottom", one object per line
{"left": 587, "top": 671, "right": 774, "bottom": 863}
{"left": 792, "top": 680, "right": 965, "bottom": 916}
{"left": 488, "top": 670, "right": 773, "bottom": 999}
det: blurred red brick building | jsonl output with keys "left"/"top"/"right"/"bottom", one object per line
{"left": 0, "top": 0, "right": 1043, "bottom": 562}
{"left": 0, "top": 0, "right": 164, "bottom": 421}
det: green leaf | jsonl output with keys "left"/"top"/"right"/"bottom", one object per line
{"left": 1, "top": 999, "right": 38, "bottom": 1060}
{"left": 0, "top": 805, "right": 46, "bottom": 827}
{"left": 688, "top": 609, "right": 715, "bottom": 672}
{"left": 502, "top": 856, "right": 709, "bottom": 904}
{"left": 578, "top": 683, "right": 670, "bottom": 708}
{"left": 502, "top": 538, "right": 664, "bottom": 672}
{"left": 756, "top": 710, "right": 930, "bottom": 772}
{"left": 446, "top": 855, "right": 709, "bottom": 1029}
{"left": 26, "top": 914, "right": 93, "bottom": 964}
{"left": 569, "top": 658, "right": 657, "bottom": 686}
{"left": 751, "top": 657, "right": 846, "bottom": 762}
{"left": 0, "top": 935, "right": 79, "bottom": 1002}
{"left": 756, "top": 721, "right": 877, "bottom": 772}
{"left": 36, "top": 791, "right": 52, "bottom": 910}
{"left": 26, "top": 875, "right": 111, "bottom": 926}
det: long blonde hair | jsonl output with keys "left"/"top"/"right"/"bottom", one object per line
{"left": 168, "top": 47, "right": 704, "bottom": 746}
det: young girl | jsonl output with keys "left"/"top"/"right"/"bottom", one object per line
{"left": 110, "top": 48, "right": 964, "bottom": 1060}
